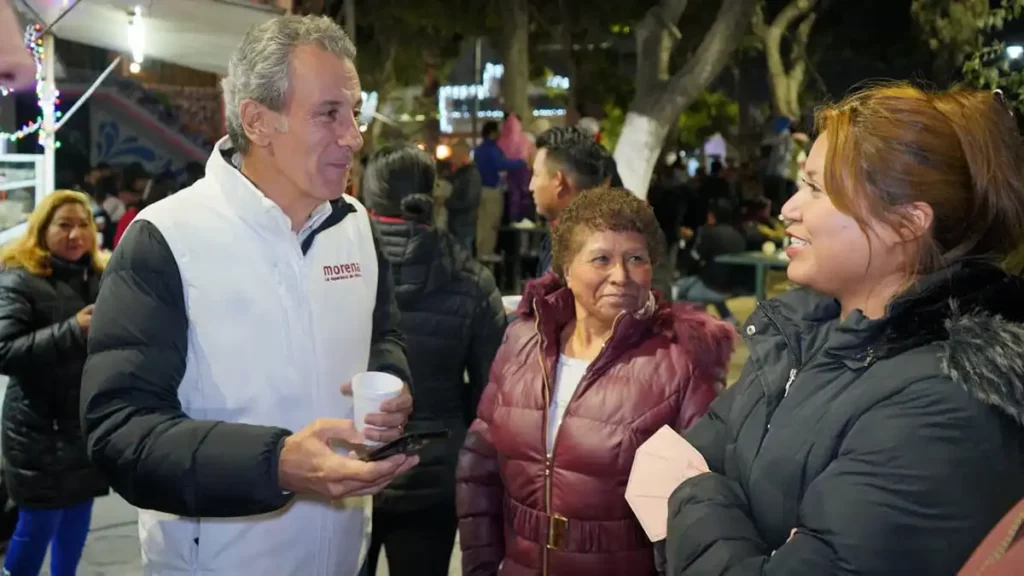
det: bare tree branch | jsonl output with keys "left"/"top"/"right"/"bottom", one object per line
{"left": 751, "top": 1, "right": 767, "bottom": 39}
{"left": 557, "top": 0, "right": 580, "bottom": 123}
{"left": 763, "top": 0, "right": 819, "bottom": 118}
{"left": 654, "top": 0, "right": 760, "bottom": 122}
{"left": 634, "top": 0, "right": 690, "bottom": 104}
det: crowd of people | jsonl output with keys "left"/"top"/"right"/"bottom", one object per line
{"left": 0, "top": 7, "right": 1023, "bottom": 576}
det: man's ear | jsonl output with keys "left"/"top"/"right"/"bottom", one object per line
{"left": 556, "top": 171, "right": 575, "bottom": 198}
{"left": 239, "top": 99, "right": 275, "bottom": 148}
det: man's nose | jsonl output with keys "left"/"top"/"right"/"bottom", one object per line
{"left": 336, "top": 116, "right": 364, "bottom": 152}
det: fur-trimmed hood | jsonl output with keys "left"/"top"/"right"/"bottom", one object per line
{"left": 884, "top": 263, "right": 1024, "bottom": 426}
{"left": 518, "top": 272, "right": 736, "bottom": 383}
{"left": 773, "top": 262, "right": 1024, "bottom": 427}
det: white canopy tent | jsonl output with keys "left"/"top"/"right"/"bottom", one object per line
{"left": 0, "top": 0, "right": 283, "bottom": 244}
{"left": 18, "top": 0, "right": 284, "bottom": 76}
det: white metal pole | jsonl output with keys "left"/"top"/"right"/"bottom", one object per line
{"left": 41, "top": 33, "right": 55, "bottom": 196}
{"left": 54, "top": 57, "right": 121, "bottom": 132}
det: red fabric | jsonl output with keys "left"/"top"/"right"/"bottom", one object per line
{"left": 372, "top": 214, "right": 407, "bottom": 225}
{"left": 959, "top": 499, "right": 1024, "bottom": 575}
{"left": 456, "top": 272, "right": 735, "bottom": 576}
{"left": 112, "top": 206, "right": 140, "bottom": 249}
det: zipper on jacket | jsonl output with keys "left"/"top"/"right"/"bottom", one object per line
{"left": 533, "top": 302, "right": 624, "bottom": 576}
{"left": 783, "top": 369, "right": 797, "bottom": 397}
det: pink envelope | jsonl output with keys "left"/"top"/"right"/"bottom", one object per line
{"left": 625, "top": 425, "right": 709, "bottom": 541}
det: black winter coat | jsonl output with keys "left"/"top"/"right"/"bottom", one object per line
{"left": 373, "top": 218, "right": 505, "bottom": 510}
{"left": 666, "top": 262, "right": 1024, "bottom": 575}
{"left": 0, "top": 259, "right": 108, "bottom": 508}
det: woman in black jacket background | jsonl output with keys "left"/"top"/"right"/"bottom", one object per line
{"left": 0, "top": 190, "right": 108, "bottom": 576}
{"left": 360, "top": 144, "right": 506, "bottom": 576}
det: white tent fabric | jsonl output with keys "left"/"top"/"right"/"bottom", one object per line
{"left": 18, "top": 0, "right": 283, "bottom": 75}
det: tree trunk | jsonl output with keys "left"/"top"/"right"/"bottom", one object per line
{"left": 756, "top": 0, "right": 818, "bottom": 121}
{"left": 557, "top": 0, "right": 580, "bottom": 125}
{"left": 614, "top": 0, "right": 759, "bottom": 199}
{"left": 500, "top": 0, "right": 531, "bottom": 121}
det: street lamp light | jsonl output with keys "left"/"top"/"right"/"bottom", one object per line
{"left": 1007, "top": 45, "right": 1024, "bottom": 60}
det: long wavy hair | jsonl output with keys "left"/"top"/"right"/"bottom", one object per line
{"left": 0, "top": 190, "right": 105, "bottom": 277}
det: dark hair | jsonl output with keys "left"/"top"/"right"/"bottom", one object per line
{"left": 94, "top": 174, "right": 120, "bottom": 202}
{"left": 551, "top": 187, "right": 665, "bottom": 277}
{"left": 536, "top": 127, "right": 608, "bottom": 193}
{"left": 362, "top": 144, "right": 436, "bottom": 225}
{"left": 708, "top": 198, "right": 736, "bottom": 225}
{"left": 710, "top": 160, "right": 724, "bottom": 175}
{"left": 536, "top": 126, "right": 589, "bottom": 149}
{"left": 482, "top": 121, "right": 500, "bottom": 140}
{"left": 185, "top": 161, "right": 205, "bottom": 181}
{"left": 816, "top": 83, "right": 1024, "bottom": 275}
{"left": 604, "top": 155, "right": 623, "bottom": 187}
{"left": 537, "top": 126, "right": 622, "bottom": 189}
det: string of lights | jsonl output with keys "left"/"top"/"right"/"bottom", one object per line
{"left": 0, "top": 24, "right": 62, "bottom": 146}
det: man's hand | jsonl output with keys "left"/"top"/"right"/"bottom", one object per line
{"left": 341, "top": 381, "right": 412, "bottom": 444}
{"left": 0, "top": 0, "right": 35, "bottom": 93}
{"left": 277, "top": 418, "right": 418, "bottom": 500}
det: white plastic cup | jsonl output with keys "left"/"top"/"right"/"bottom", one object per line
{"left": 351, "top": 371, "right": 404, "bottom": 446}
{"left": 502, "top": 295, "right": 522, "bottom": 312}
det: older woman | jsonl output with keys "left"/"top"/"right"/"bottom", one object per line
{"left": 665, "top": 84, "right": 1024, "bottom": 575}
{"left": 0, "top": 190, "right": 108, "bottom": 576}
{"left": 457, "top": 187, "right": 736, "bottom": 576}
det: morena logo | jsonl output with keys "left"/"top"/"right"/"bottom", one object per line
{"left": 323, "top": 262, "right": 362, "bottom": 282}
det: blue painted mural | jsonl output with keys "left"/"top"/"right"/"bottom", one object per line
{"left": 94, "top": 120, "right": 176, "bottom": 172}
{"left": 89, "top": 98, "right": 205, "bottom": 179}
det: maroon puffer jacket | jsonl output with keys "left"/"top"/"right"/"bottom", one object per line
{"left": 456, "top": 274, "right": 735, "bottom": 576}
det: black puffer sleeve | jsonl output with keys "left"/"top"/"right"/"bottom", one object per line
{"left": 0, "top": 272, "right": 85, "bottom": 377}
{"left": 80, "top": 220, "right": 294, "bottom": 518}
{"left": 367, "top": 218, "right": 412, "bottom": 386}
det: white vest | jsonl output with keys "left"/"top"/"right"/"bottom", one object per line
{"left": 134, "top": 142, "right": 379, "bottom": 575}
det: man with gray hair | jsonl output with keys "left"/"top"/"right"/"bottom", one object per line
{"left": 80, "top": 15, "right": 417, "bottom": 575}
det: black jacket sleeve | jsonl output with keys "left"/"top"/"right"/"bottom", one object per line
{"left": 667, "top": 376, "right": 1016, "bottom": 575}
{"left": 0, "top": 275, "right": 86, "bottom": 377}
{"left": 367, "top": 219, "right": 412, "bottom": 386}
{"left": 464, "top": 269, "right": 506, "bottom": 426}
{"left": 80, "top": 221, "right": 294, "bottom": 518}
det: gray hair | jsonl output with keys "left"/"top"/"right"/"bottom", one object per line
{"left": 221, "top": 15, "right": 357, "bottom": 155}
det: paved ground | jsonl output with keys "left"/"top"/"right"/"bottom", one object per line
{"left": 3, "top": 272, "right": 788, "bottom": 575}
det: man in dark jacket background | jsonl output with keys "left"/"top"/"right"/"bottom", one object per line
{"left": 530, "top": 127, "right": 674, "bottom": 299}
{"left": 445, "top": 140, "right": 481, "bottom": 255}
{"left": 473, "top": 121, "right": 526, "bottom": 258}
{"left": 529, "top": 127, "right": 610, "bottom": 276}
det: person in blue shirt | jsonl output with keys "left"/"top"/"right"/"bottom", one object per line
{"left": 473, "top": 121, "right": 526, "bottom": 258}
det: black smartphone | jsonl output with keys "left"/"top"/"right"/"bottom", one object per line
{"left": 362, "top": 429, "right": 450, "bottom": 462}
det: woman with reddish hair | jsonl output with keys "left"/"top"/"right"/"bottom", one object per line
{"left": 664, "top": 84, "right": 1024, "bottom": 574}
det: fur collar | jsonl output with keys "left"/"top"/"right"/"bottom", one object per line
{"left": 879, "top": 262, "right": 1024, "bottom": 426}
